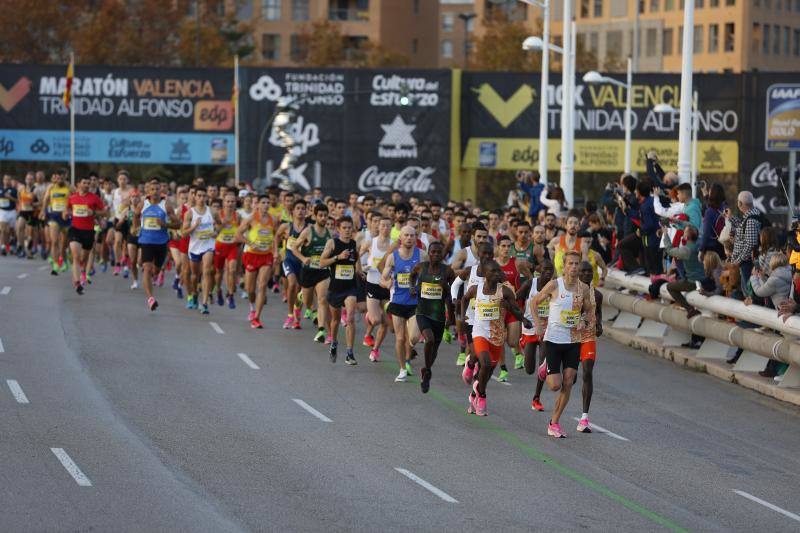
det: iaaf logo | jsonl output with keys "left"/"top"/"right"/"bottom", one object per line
{"left": 358, "top": 166, "right": 435, "bottom": 193}
{"left": 379, "top": 115, "right": 417, "bottom": 159}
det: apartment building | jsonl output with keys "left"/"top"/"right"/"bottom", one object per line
{"left": 232, "top": 0, "right": 439, "bottom": 67}
{"left": 468, "top": 0, "right": 800, "bottom": 73}
{"left": 438, "top": 0, "right": 476, "bottom": 68}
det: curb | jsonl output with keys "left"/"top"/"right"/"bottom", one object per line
{"left": 603, "top": 325, "right": 800, "bottom": 407}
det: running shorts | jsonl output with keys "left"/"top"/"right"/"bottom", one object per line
{"left": 214, "top": 242, "right": 239, "bottom": 270}
{"left": 300, "top": 267, "right": 329, "bottom": 289}
{"left": 415, "top": 314, "right": 445, "bottom": 344}
{"left": 328, "top": 287, "right": 358, "bottom": 309}
{"left": 127, "top": 234, "right": 139, "bottom": 247}
{"left": 47, "top": 212, "right": 70, "bottom": 228}
{"left": 189, "top": 249, "right": 213, "bottom": 263}
{"left": 18, "top": 211, "right": 35, "bottom": 225}
{"left": 282, "top": 256, "right": 302, "bottom": 278}
{"left": 242, "top": 252, "right": 273, "bottom": 272}
{"left": 356, "top": 277, "right": 366, "bottom": 303}
{"left": 387, "top": 302, "right": 417, "bottom": 320}
{"left": 472, "top": 336, "right": 503, "bottom": 367}
{"left": 140, "top": 243, "right": 168, "bottom": 268}
{"left": 544, "top": 341, "right": 580, "bottom": 374}
{"left": 365, "top": 281, "right": 390, "bottom": 301}
{"left": 116, "top": 219, "right": 130, "bottom": 240}
{"left": 580, "top": 340, "right": 597, "bottom": 362}
{"left": 0, "top": 209, "right": 16, "bottom": 225}
{"left": 519, "top": 334, "right": 540, "bottom": 351}
{"left": 177, "top": 235, "right": 190, "bottom": 254}
{"left": 68, "top": 227, "right": 95, "bottom": 250}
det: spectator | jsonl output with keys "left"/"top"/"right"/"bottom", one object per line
{"left": 614, "top": 174, "right": 642, "bottom": 272}
{"left": 645, "top": 151, "right": 679, "bottom": 190}
{"left": 636, "top": 180, "right": 661, "bottom": 275}
{"left": 729, "top": 190, "right": 762, "bottom": 288}
{"left": 698, "top": 182, "right": 726, "bottom": 258}
{"left": 516, "top": 171, "right": 545, "bottom": 220}
{"left": 665, "top": 226, "right": 705, "bottom": 318}
{"left": 673, "top": 183, "right": 702, "bottom": 230}
{"left": 583, "top": 213, "right": 613, "bottom": 264}
{"left": 747, "top": 253, "right": 792, "bottom": 309}
{"left": 540, "top": 184, "right": 569, "bottom": 218}
{"left": 755, "top": 226, "right": 781, "bottom": 277}
{"left": 700, "top": 251, "right": 724, "bottom": 295}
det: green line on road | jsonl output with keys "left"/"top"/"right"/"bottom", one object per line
{"left": 402, "top": 369, "right": 688, "bottom": 532}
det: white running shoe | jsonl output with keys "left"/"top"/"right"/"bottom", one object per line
{"left": 130, "top": 280, "right": 139, "bottom": 290}
{"left": 394, "top": 369, "right": 408, "bottom": 382}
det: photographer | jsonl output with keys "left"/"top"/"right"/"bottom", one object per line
{"left": 613, "top": 174, "right": 642, "bottom": 272}
{"left": 516, "top": 171, "right": 545, "bottom": 221}
{"left": 645, "top": 151, "right": 679, "bottom": 191}
{"left": 636, "top": 180, "right": 662, "bottom": 275}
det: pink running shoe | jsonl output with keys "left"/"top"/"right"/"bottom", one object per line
{"left": 283, "top": 316, "right": 294, "bottom": 329}
{"left": 548, "top": 422, "right": 566, "bottom": 438}
{"left": 467, "top": 392, "right": 476, "bottom": 414}
{"left": 324, "top": 334, "right": 333, "bottom": 345}
{"left": 576, "top": 417, "right": 592, "bottom": 433}
{"left": 80, "top": 271, "right": 87, "bottom": 286}
{"left": 247, "top": 310, "right": 257, "bottom": 321}
{"left": 147, "top": 297, "right": 158, "bottom": 312}
{"left": 292, "top": 319, "right": 302, "bottom": 330}
{"left": 114, "top": 265, "right": 121, "bottom": 276}
{"left": 369, "top": 349, "right": 380, "bottom": 362}
{"left": 363, "top": 334, "right": 375, "bottom": 347}
{"left": 461, "top": 362, "right": 475, "bottom": 386}
{"left": 537, "top": 361, "right": 547, "bottom": 381}
{"left": 475, "top": 396, "right": 487, "bottom": 416}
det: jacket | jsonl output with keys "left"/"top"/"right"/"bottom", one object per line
{"left": 518, "top": 181, "right": 545, "bottom": 218}
{"left": 681, "top": 198, "right": 702, "bottom": 230}
{"left": 750, "top": 265, "right": 792, "bottom": 309}
{"left": 638, "top": 196, "right": 660, "bottom": 248}
{"left": 665, "top": 239, "right": 704, "bottom": 282}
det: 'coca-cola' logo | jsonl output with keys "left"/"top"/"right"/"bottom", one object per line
{"left": 358, "top": 165, "right": 436, "bottom": 193}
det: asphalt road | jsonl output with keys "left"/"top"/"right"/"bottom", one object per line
{"left": 2, "top": 255, "right": 800, "bottom": 532}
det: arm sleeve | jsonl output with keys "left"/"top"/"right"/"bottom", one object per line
{"left": 451, "top": 275, "right": 464, "bottom": 301}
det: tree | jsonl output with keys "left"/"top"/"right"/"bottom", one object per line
{"left": 297, "top": 20, "right": 346, "bottom": 67}
{"left": 0, "top": 0, "right": 81, "bottom": 63}
{"left": 471, "top": 11, "right": 542, "bottom": 72}
{"left": 602, "top": 48, "right": 627, "bottom": 73}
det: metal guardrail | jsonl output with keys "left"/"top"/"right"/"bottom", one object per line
{"left": 600, "top": 269, "right": 800, "bottom": 389}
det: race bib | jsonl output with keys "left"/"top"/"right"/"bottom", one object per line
{"left": 143, "top": 217, "right": 161, "bottom": 230}
{"left": 560, "top": 310, "right": 580, "bottom": 328}
{"left": 476, "top": 302, "right": 500, "bottom": 321}
{"left": 0, "top": 198, "right": 9, "bottom": 208}
{"left": 397, "top": 272, "right": 411, "bottom": 288}
{"left": 197, "top": 229, "right": 214, "bottom": 240}
{"left": 537, "top": 302, "right": 550, "bottom": 318}
{"left": 51, "top": 198, "right": 66, "bottom": 212}
{"left": 286, "top": 236, "right": 296, "bottom": 249}
{"left": 371, "top": 256, "right": 382, "bottom": 269}
{"left": 420, "top": 282, "right": 442, "bottom": 299}
{"left": 335, "top": 264, "right": 354, "bottom": 280}
{"left": 73, "top": 205, "right": 90, "bottom": 217}
{"left": 309, "top": 255, "right": 321, "bottom": 269}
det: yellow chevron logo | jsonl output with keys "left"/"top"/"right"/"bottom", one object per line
{"left": 472, "top": 83, "right": 535, "bottom": 128}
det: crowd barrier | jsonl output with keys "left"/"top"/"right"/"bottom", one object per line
{"left": 600, "top": 269, "right": 800, "bottom": 390}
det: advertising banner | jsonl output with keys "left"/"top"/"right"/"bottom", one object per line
{"left": 460, "top": 71, "right": 741, "bottom": 174}
{"left": 0, "top": 64, "right": 234, "bottom": 165}
{"left": 765, "top": 84, "right": 800, "bottom": 152}
{"left": 239, "top": 68, "right": 451, "bottom": 201}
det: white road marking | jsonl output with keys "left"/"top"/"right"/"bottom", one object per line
{"left": 237, "top": 352, "right": 260, "bottom": 370}
{"left": 38, "top": 264, "right": 49, "bottom": 271}
{"left": 292, "top": 398, "right": 332, "bottom": 422}
{"left": 17, "top": 273, "right": 28, "bottom": 279}
{"left": 6, "top": 380, "right": 29, "bottom": 404}
{"left": 734, "top": 490, "right": 800, "bottom": 523}
{"left": 0, "top": 337, "right": 4, "bottom": 353}
{"left": 50, "top": 448, "right": 92, "bottom": 487}
{"left": 394, "top": 468, "right": 459, "bottom": 503}
{"left": 209, "top": 322, "right": 225, "bottom": 334}
{"left": 1, "top": 286, "right": 10, "bottom": 295}
{"left": 572, "top": 417, "right": 630, "bottom": 442}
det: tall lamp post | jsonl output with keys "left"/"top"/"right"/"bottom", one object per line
{"left": 518, "top": 0, "right": 550, "bottom": 184}
{"left": 458, "top": 12, "right": 477, "bottom": 69}
{"left": 677, "top": 0, "right": 695, "bottom": 184}
{"left": 654, "top": 91, "right": 699, "bottom": 197}
{"left": 583, "top": 57, "right": 634, "bottom": 174}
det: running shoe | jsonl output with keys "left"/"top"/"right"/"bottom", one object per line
{"left": 217, "top": 291, "right": 224, "bottom": 306}
{"left": 345, "top": 352, "right": 357, "bottom": 366}
{"left": 186, "top": 296, "right": 195, "bottom": 310}
{"left": 475, "top": 396, "right": 487, "bottom": 416}
{"left": 514, "top": 353, "right": 524, "bottom": 370}
{"left": 247, "top": 310, "right": 257, "bottom": 321}
{"left": 405, "top": 361, "right": 412, "bottom": 374}
{"left": 80, "top": 271, "right": 87, "bottom": 286}
{"left": 394, "top": 368, "right": 408, "bottom": 382}
{"left": 147, "top": 297, "right": 159, "bottom": 311}
{"left": 130, "top": 280, "right": 139, "bottom": 290}
{"left": 250, "top": 319, "right": 263, "bottom": 329}
{"left": 576, "top": 417, "right": 592, "bottom": 433}
{"left": 283, "top": 316, "right": 294, "bottom": 329}
{"left": 291, "top": 319, "right": 301, "bottom": 330}
{"left": 497, "top": 369, "right": 509, "bottom": 382}
{"left": 176, "top": 286, "right": 184, "bottom": 299}
{"left": 88, "top": 267, "right": 95, "bottom": 276}
{"left": 51, "top": 268, "right": 58, "bottom": 276}
{"left": 329, "top": 342, "right": 338, "bottom": 363}
{"left": 155, "top": 271, "right": 165, "bottom": 287}
{"left": 531, "top": 398, "right": 544, "bottom": 412}
{"left": 114, "top": 264, "right": 121, "bottom": 276}
{"left": 314, "top": 329, "right": 326, "bottom": 343}
{"left": 86, "top": 273, "right": 92, "bottom": 284}
{"left": 101, "top": 262, "right": 108, "bottom": 273}
{"left": 304, "top": 308, "right": 313, "bottom": 320}
{"left": 324, "top": 334, "right": 333, "bottom": 345}
{"left": 227, "top": 295, "right": 236, "bottom": 309}
{"left": 363, "top": 334, "right": 375, "bottom": 347}
{"left": 200, "top": 304, "right": 209, "bottom": 315}
{"left": 272, "top": 284, "right": 280, "bottom": 294}
{"left": 461, "top": 362, "right": 474, "bottom": 386}
{"left": 369, "top": 349, "right": 380, "bottom": 362}
{"left": 467, "top": 392, "right": 476, "bottom": 414}
{"left": 172, "top": 277, "right": 180, "bottom": 290}
{"left": 123, "top": 266, "right": 129, "bottom": 279}
{"left": 548, "top": 422, "right": 566, "bottom": 438}
{"left": 240, "top": 290, "right": 248, "bottom": 300}
{"left": 456, "top": 352, "right": 466, "bottom": 366}
{"left": 420, "top": 368, "right": 432, "bottom": 394}
{"left": 75, "top": 283, "right": 84, "bottom": 295}
{"left": 59, "top": 262, "right": 70, "bottom": 273}
{"left": 537, "top": 361, "right": 547, "bottom": 381}
{"left": 442, "top": 328, "right": 453, "bottom": 344}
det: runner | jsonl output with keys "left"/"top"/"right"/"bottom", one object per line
{"left": 111, "top": 171, "right": 133, "bottom": 276}
{"left": 183, "top": 187, "right": 217, "bottom": 314}
{"left": 125, "top": 192, "right": 142, "bottom": 290}
{"left": 275, "top": 199, "right": 307, "bottom": 329}
{"left": 15, "top": 172, "right": 38, "bottom": 259}
{"left": 0, "top": 174, "right": 18, "bottom": 255}
{"left": 319, "top": 216, "right": 362, "bottom": 365}
{"left": 213, "top": 191, "right": 241, "bottom": 309}
{"left": 361, "top": 215, "right": 392, "bottom": 362}
{"left": 64, "top": 177, "right": 106, "bottom": 294}
{"left": 167, "top": 186, "right": 189, "bottom": 298}
{"left": 517, "top": 259, "right": 555, "bottom": 412}
{"left": 409, "top": 240, "right": 455, "bottom": 393}
{"left": 530, "top": 250, "right": 595, "bottom": 438}
{"left": 549, "top": 215, "right": 607, "bottom": 285}
{"left": 289, "top": 203, "right": 332, "bottom": 343}
{"left": 451, "top": 222, "right": 490, "bottom": 365}
{"left": 461, "top": 261, "right": 531, "bottom": 416}
{"left": 235, "top": 195, "right": 277, "bottom": 328}
{"left": 381, "top": 226, "right": 425, "bottom": 382}
{"left": 495, "top": 235, "right": 531, "bottom": 381}
{"left": 576, "top": 260, "right": 603, "bottom": 433}
{"left": 40, "top": 170, "right": 71, "bottom": 274}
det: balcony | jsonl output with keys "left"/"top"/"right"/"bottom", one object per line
{"left": 329, "top": 8, "right": 369, "bottom": 21}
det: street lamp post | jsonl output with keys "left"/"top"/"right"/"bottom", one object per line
{"left": 561, "top": 2, "right": 575, "bottom": 209}
{"left": 654, "top": 91, "right": 699, "bottom": 197}
{"left": 518, "top": 0, "right": 550, "bottom": 184}
{"left": 583, "top": 56, "right": 633, "bottom": 174}
{"left": 458, "top": 12, "right": 477, "bottom": 69}
{"left": 677, "top": 0, "right": 695, "bottom": 184}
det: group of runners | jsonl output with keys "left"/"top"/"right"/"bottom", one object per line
{"left": 0, "top": 169, "right": 606, "bottom": 438}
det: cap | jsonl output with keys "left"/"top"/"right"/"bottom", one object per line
{"left": 238, "top": 189, "right": 250, "bottom": 198}
{"left": 357, "top": 195, "right": 365, "bottom": 203}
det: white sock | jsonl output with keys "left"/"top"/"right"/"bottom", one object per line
{"left": 581, "top": 412, "right": 589, "bottom": 420}
{"left": 249, "top": 303, "right": 255, "bottom": 312}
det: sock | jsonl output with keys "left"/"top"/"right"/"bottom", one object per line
{"left": 500, "top": 365, "right": 508, "bottom": 372}
{"left": 249, "top": 303, "right": 255, "bottom": 312}
{"left": 581, "top": 412, "right": 589, "bottom": 420}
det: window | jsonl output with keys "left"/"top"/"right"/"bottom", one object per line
{"left": 709, "top": 23, "right": 719, "bottom": 52}
{"left": 581, "top": 0, "right": 590, "bottom": 17}
{"left": 290, "top": 34, "right": 307, "bottom": 61}
{"left": 696, "top": 0, "right": 704, "bottom": 7}
{"left": 663, "top": 27, "right": 674, "bottom": 54}
{"left": 466, "top": 17, "right": 475, "bottom": 32}
{"left": 261, "top": 33, "right": 280, "bottom": 60}
{"left": 441, "top": 39, "right": 453, "bottom": 59}
{"left": 794, "top": 28, "right": 800, "bottom": 55}
{"left": 777, "top": 0, "right": 782, "bottom": 8}
{"left": 236, "top": 0, "right": 253, "bottom": 19}
{"left": 594, "top": 0, "right": 603, "bottom": 16}
{"left": 764, "top": 24, "right": 771, "bottom": 53}
{"left": 650, "top": 0, "right": 659, "bottom": 10}
{"left": 784, "top": 26, "right": 791, "bottom": 54}
{"left": 694, "top": 25, "right": 704, "bottom": 53}
{"left": 724, "top": 22, "right": 735, "bottom": 52}
{"left": 607, "top": 30, "right": 623, "bottom": 57}
{"left": 442, "top": 13, "right": 454, "bottom": 32}
{"left": 262, "top": 0, "right": 281, "bottom": 20}
{"left": 291, "top": 0, "right": 308, "bottom": 21}
{"left": 646, "top": 27, "right": 657, "bottom": 56}
{"left": 665, "top": 0, "right": 674, "bottom": 8}
{"left": 710, "top": 0, "right": 719, "bottom": 6}
{"left": 590, "top": 32, "right": 599, "bottom": 55}
{"left": 751, "top": 23, "right": 759, "bottom": 54}
{"left": 774, "top": 24, "right": 781, "bottom": 53}
{"left": 725, "top": 0, "right": 734, "bottom": 5}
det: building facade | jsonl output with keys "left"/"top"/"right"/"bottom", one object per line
{"left": 438, "top": 0, "right": 476, "bottom": 68}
